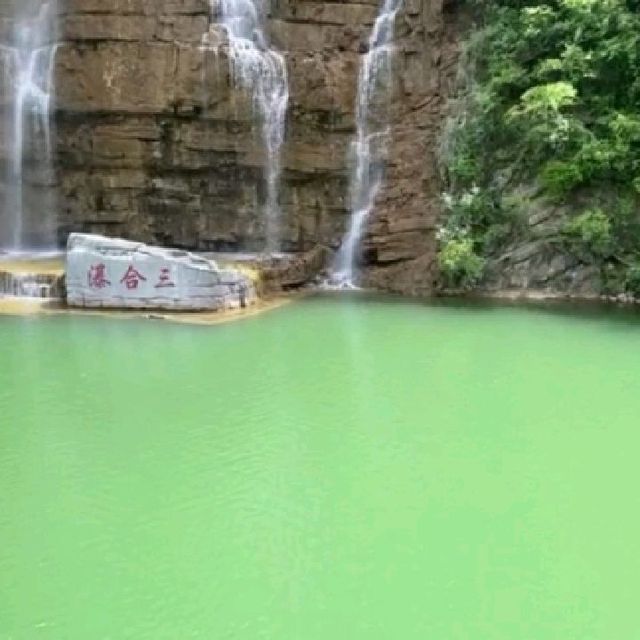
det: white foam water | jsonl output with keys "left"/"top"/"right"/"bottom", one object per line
{"left": 0, "top": 270, "right": 61, "bottom": 299}
{"left": 332, "top": 0, "right": 403, "bottom": 287}
{"left": 0, "top": 0, "right": 58, "bottom": 251}
{"left": 204, "top": 0, "right": 289, "bottom": 253}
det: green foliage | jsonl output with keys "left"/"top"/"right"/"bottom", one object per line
{"left": 600, "top": 262, "right": 627, "bottom": 295}
{"left": 508, "top": 82, "right": 577, "bottom": 120}
{"left": 562, "top": 209, "right": 614, "bottom": 260}
{"left": 438, "top": 0, "right": 640, "bottom": 294}
{"left": 540, "top": 160, "right": 583, "bottom": 196}
{"left": 624, "top": 263, "right": 640, "bottom": 296}
{"left": 438, "top": 235, "right": 486, "bottom": 289}
{"left": 443, "top": 188, "right": 499, "bottom": 230}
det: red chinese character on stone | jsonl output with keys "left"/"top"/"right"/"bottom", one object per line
{"left": 120, "top": 265, "right": 147, "bottom": 290}
{"left": 87, "top": 263, "right": 111, "bottom": 289}
{"left": 155, "top": 267, "right": 175, "bottom": 289}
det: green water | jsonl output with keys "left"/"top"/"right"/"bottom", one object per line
{"left": 1, "top": 296, "right": 640, "bottom": 639}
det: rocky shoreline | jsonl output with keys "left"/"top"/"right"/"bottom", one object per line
{"left": 3, "top": 230, "right": 640, "bottom": 326}
{"left": 0, "top": 233, "right": 326, "bottom": 325}
{"left": 0, "top": 294, "right": 292, "bottom": 326}
{"left": 439, "top": 287, "right": 640, "bottom": 309}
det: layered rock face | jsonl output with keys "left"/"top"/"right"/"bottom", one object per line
{"left": 9, "top": 0, "right": 459, "bottom": 293}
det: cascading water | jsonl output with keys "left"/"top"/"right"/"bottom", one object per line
{"left": 332, "top": 0, "right": 403, "bottom": 287}
{"left": 205, "top": 0, "right": 289, "bottom": 253}
{"left": 0, "top": 269, "right": 62, "bottom": 299}
{"left": 0, "top": 0, "right": 58, "bottom": 252}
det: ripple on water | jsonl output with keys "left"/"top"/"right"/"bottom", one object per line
{"left": 1, "top": 297, "right": 640, "bottom": 638}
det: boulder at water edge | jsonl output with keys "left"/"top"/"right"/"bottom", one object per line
{"left": 66, "top": 233, "right": 256, "bottom": 311}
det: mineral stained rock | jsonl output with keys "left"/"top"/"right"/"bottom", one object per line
{"left": 66, "top": 233, "right": 255, "bottom": 311}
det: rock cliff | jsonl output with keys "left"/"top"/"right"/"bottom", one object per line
{"left": 2, "top": 0, "right": 461, "bottom": 294}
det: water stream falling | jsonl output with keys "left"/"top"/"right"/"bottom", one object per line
{"left": 332, "top": 0, "right": 403, "bottom": 287}
{"left": 206, "top": 0, "right": 289, "bottom": 253}
{"left": 0, "top": 269, "right": 62, "bottom": 298}
{"left": 0, "top": 0, "right": 58, "bottom": 252}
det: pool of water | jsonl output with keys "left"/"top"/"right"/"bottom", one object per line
{"left": 1, "top": 295, "right": 640, "bottom": 638}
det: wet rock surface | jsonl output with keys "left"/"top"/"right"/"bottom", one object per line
{"left": 0, "top": 0, "right": 461, "bottom": 295}
{"left": 0, "top": 253, "right": 66, "bottom": 299}
{"left": 0, "top": 270, "right": 65, "bottom": 299}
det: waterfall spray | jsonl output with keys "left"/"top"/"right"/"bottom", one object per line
{"left": 205, "top": 0, "right": 289, "bottom": 253}
{"left": 0, "top": 0, "right": 58, "bottom": 252}
{"left": 333, "top": 0, "right": 403, "bottom": 287}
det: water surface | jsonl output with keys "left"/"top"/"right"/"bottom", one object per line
{"left": 1, "top": 295, "right": 640, "bottom": 638}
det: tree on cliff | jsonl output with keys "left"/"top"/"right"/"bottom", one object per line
{"left": 439, "top": 0, "right": 640, "bottom": 294}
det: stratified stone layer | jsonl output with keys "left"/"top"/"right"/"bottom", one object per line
{"left": 66, "top": 232, "right": 255, "bottom": 310}
{"left": 1, "top": 0, "right": 462, "bottom": 295}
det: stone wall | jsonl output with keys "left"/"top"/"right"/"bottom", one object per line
{"left": 2, "top": 0, "right": 462, "bottom": 294}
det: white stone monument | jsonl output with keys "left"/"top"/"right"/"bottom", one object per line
{"left": 65, "top": 233, "right": 256, "bottom": 311}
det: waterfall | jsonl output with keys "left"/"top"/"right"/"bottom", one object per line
{"left": 332, "top": 0, "right": 403, "bottom": 287}
{"left": 0, "top": 0, "right": 58, "bottom": 252}
{"left": 206, "top": 0, "right": 289, "bottom": 253}
{"left": 0, "top": 270, "right": 62, "bottom": 299}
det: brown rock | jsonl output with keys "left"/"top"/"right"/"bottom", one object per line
{"left": 1, "top": 0, "right": 463, "bottom": 295}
